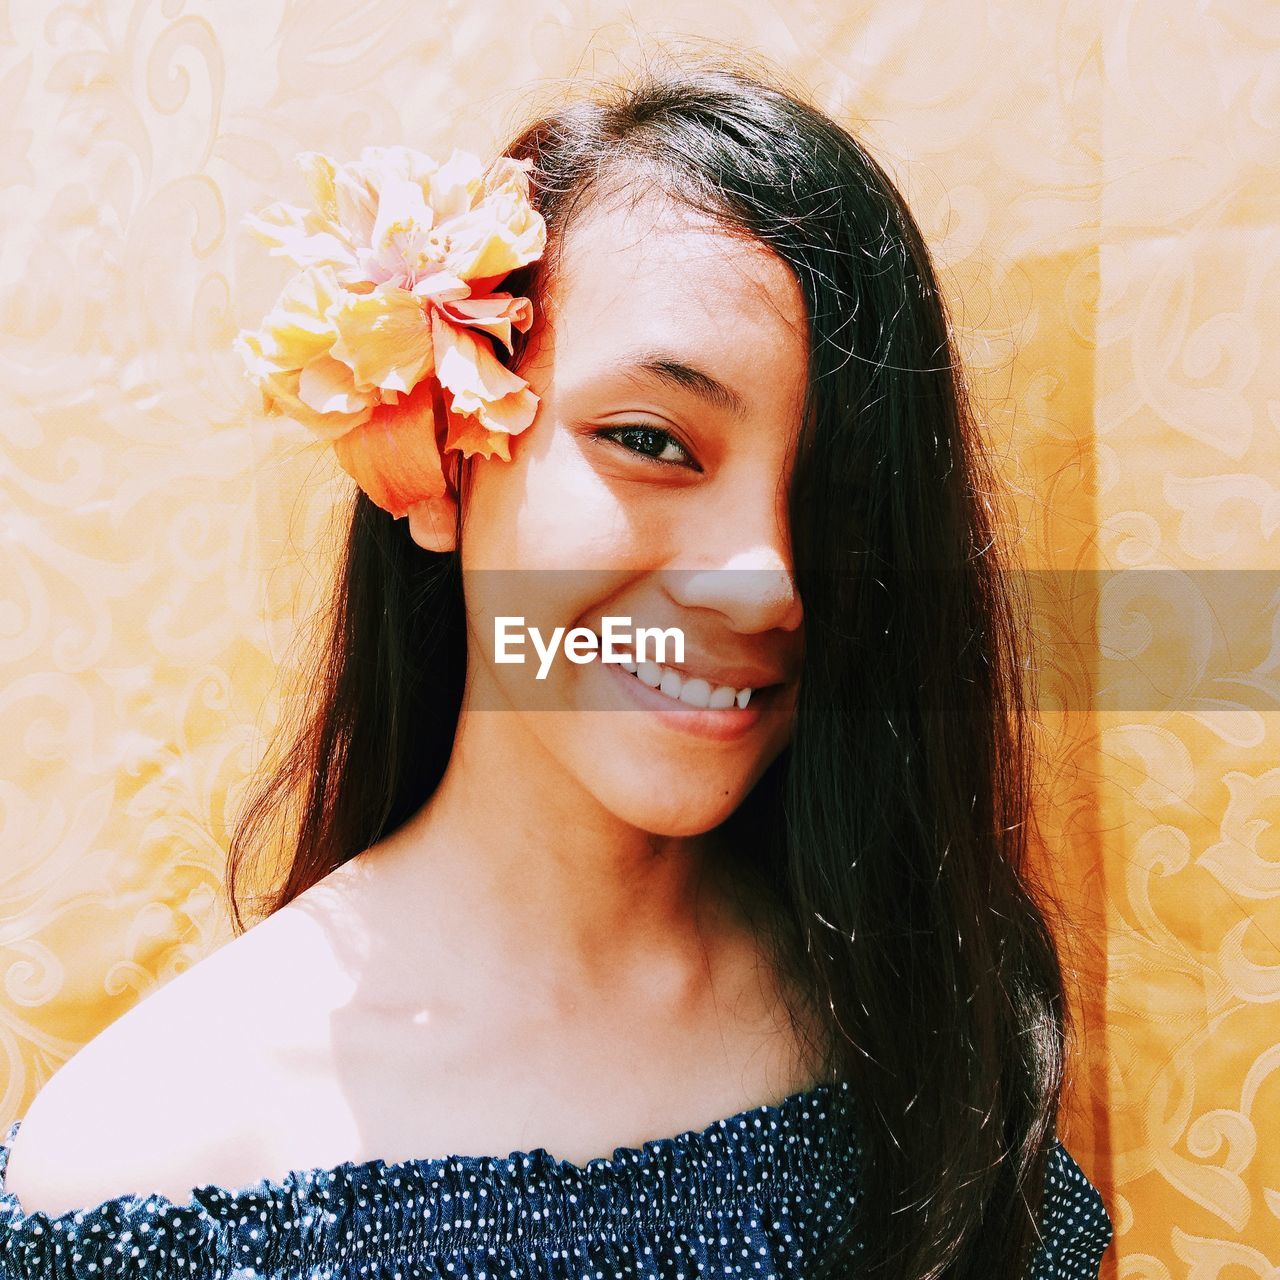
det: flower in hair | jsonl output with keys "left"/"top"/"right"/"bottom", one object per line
{"left": 233, "top": 146, "right": 546, "bottom": 518}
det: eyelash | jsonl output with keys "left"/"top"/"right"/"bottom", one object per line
{"left": 593, "top": 425, "right": 699, "bottom": 470}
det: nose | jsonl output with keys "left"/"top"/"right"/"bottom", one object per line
{"left": 663, "top": 490, "right": 803, "bottom": 636}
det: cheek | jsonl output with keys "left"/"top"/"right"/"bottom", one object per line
{"left": 469, "top": 424, "right": 642, "bottom": 572}
{"left": 458, "top": 432, "right": 625, "bottom": 686}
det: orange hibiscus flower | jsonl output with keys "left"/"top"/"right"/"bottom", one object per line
{"left": 233, "top": 146, "right": 545, "bottom": 517}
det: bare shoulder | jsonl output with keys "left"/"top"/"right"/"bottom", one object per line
{"left": 4, "top": 879, "right": 360, "bottom": 1218}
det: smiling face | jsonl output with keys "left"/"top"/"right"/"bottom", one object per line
{"left": 414, "top": 184, "right": 809, "bottom": 838}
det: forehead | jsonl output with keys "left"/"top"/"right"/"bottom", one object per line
{"left": 539, "top": 187, "right": 809, "bottom": 407}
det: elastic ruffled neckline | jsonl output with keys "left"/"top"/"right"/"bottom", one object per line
{"left": 0, "top": 1079, "right": 860, "bottom": 1278}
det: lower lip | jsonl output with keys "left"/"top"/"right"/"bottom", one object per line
{"left": 599, "top": 659, "right": 776, "bottom": 742}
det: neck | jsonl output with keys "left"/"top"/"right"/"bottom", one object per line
{"left": 363, "top": 696, "right": 757, "bottom": 1002}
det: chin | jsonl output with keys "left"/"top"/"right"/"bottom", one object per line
{"left": 587, "top": 766, "right": 750, "bottom": 838}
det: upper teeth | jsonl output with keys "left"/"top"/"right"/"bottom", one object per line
{"left": 620, "top": 657, "right": 754, "bottom": 709}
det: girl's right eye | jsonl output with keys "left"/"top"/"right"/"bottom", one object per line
{"left": 593, "top": 425, "right": 700, "bottom": 470}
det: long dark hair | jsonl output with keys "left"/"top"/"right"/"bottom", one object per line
{"left": 227, "top": 64, "right": 1070, "bottom": 1280}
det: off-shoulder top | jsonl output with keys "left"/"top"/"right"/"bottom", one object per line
{"left": 0, "top": 1081, "right": 1111, "bottom": 1279}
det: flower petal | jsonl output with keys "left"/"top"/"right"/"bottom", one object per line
{"left": 297, "top": 151, "right": 337, "bottom": 221}
{"left": 432, "top": 311, "right": 539, "bottom": 452}
{"left": 234, "top": 341, "right": 370, "bottom": 440}
{"left": 330, "top": 380, "right": 447, "bottom": 517}
{"left": 329, "top": 286, "right": 434, "bottom": 394}
{"left": 438, "top": 156, "right": 545, "bottom": 281}
{"left": 366, "top": 175, "right": 437, "bottom": 283}
{"left": 234, "top": 266, "right": 376, "bottom": 438}
{"left": 442, "top": 202, "right": 545, "bottom": 283}
{"left": 442, "top": 402, "right": 513, "bottom": 461}
{"left": 246, "top": 265, "right": 347, "bottom": 365}
{"left": 358, "top": 144, "right": 440, "bottom": 190}
{"left": 410, "top": 270, "right": 471, "bottom": 302}
{"left": 436, "top": 294, "right": 534, "bottom": 352}
{"left": 427, "top": 149, "right": 487, "bottom": 223}
{"left": 333, "top": 165, "right": 378, "bottom": 244}
{"left": 298, "top": 354, "right": 367, "bottom": 415}
{"left": 241, "top": 202, "right": 357, "bottom": 274}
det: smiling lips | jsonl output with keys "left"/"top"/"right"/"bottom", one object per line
{"left": 620, "top": 657, "right": 756, "bottom": 709}
{"left": 584, "top": 628, "right": 788, "bottom": 712}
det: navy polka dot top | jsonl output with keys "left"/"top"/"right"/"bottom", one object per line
{"left": 0, "top": 1081, "right": 1111, "bottom": 1279}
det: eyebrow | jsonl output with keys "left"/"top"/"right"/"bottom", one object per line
{"left": 618, "top": 350, "right": 747, "bottom": 418}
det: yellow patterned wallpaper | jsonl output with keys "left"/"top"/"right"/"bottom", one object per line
{"left": 2, "top": 3, "right": 1277, "bottom": 1275}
